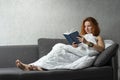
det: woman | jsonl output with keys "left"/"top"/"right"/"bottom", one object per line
{"left": 74, "top": 17, "right": 105, "bottom": 52}
{"left": 16, "top": 17, "right": 105, "bottom": 71}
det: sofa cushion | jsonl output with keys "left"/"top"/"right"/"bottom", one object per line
{"left": 0, "top": 67, "right": 21, "bottom": 80}
{"left": 93, "top": 43, "right": 119, "bottom": 66}
{"left": 0, "top": 66, "right": 113, "bottom": 80}
{"left": 20, "top": 66, "right": 113, "bottom": 80}
{"left": 38, "top": 38, "right": 68, "bottom": 58}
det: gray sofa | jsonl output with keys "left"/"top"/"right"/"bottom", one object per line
{"left": 0, "top": 38, "right": 119, "bottom": 80}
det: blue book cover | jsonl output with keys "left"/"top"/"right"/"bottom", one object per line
{"left": 63, "top": 31, "right": 81, "bottom": 45}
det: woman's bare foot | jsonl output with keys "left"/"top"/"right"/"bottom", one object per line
{"left": 29, "top": 65, "right": 43, "bottom": 71}
{"left": 16, "top": 59, "right": 43, "bottom": 71}
{"left": 16, "top": 59, "right": 30, "bottom": 71}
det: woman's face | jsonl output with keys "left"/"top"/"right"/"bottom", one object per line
{"left": 84, "top": 21, "right": 92, "bottom": 34}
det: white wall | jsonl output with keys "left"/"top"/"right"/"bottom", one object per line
{"left": 0, "top": 0, "right": 80, "bottom": 45}
{"left": 0, "top": 0, "right": 120, "bottom": 45}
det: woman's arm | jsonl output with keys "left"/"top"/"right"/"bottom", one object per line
{"left": 86, "top": 36, "right": 105, "bottom": 52}
{"left": 77, "top": 35, "right": 105, "bottom": 52}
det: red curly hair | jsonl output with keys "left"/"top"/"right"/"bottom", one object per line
{"left": 80, "top": 17, "right": 100, "bottom": 36}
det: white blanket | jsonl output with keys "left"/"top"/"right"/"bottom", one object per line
{"left": 30, "top": 34, "right": 114, "bottom": 69}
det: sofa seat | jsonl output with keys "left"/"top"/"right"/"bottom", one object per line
{"left": 0, "top": 68, "right": 20, "bottom": 80}
{"left": 0, "top": 66, "right": 113, "bottom": 80}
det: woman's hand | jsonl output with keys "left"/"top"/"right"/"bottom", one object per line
{"left": 77, "top": 36, "right": 88, "bottom": 44}
{"left": 72, "top": 42, "right": 78, "bottom": 48}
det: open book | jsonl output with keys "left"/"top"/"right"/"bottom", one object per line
{"left": 63, "top": 31, "right": 81, "bottom": 45}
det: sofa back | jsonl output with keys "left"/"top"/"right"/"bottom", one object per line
{"left": 0, "top": 45, "right": 39, "bottom": 68}
{"left": 38, "top": 38, "right": 68, "bottom": 58}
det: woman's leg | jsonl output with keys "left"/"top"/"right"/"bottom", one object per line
{"left": 29, "top": 65, "right": 43, "bottom": 71}
{"left": 16, "top": 59, "right": 30, "bottom": 71}
{"left": 16, "top": 59, "right": 43, "bottom": 71}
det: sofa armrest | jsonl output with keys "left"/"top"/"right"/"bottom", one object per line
{"left": 0, "top": 45, "right": 39, "bottom": 67}
{"left": 112, "top": 49, "right": 119, "bottom": 80}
